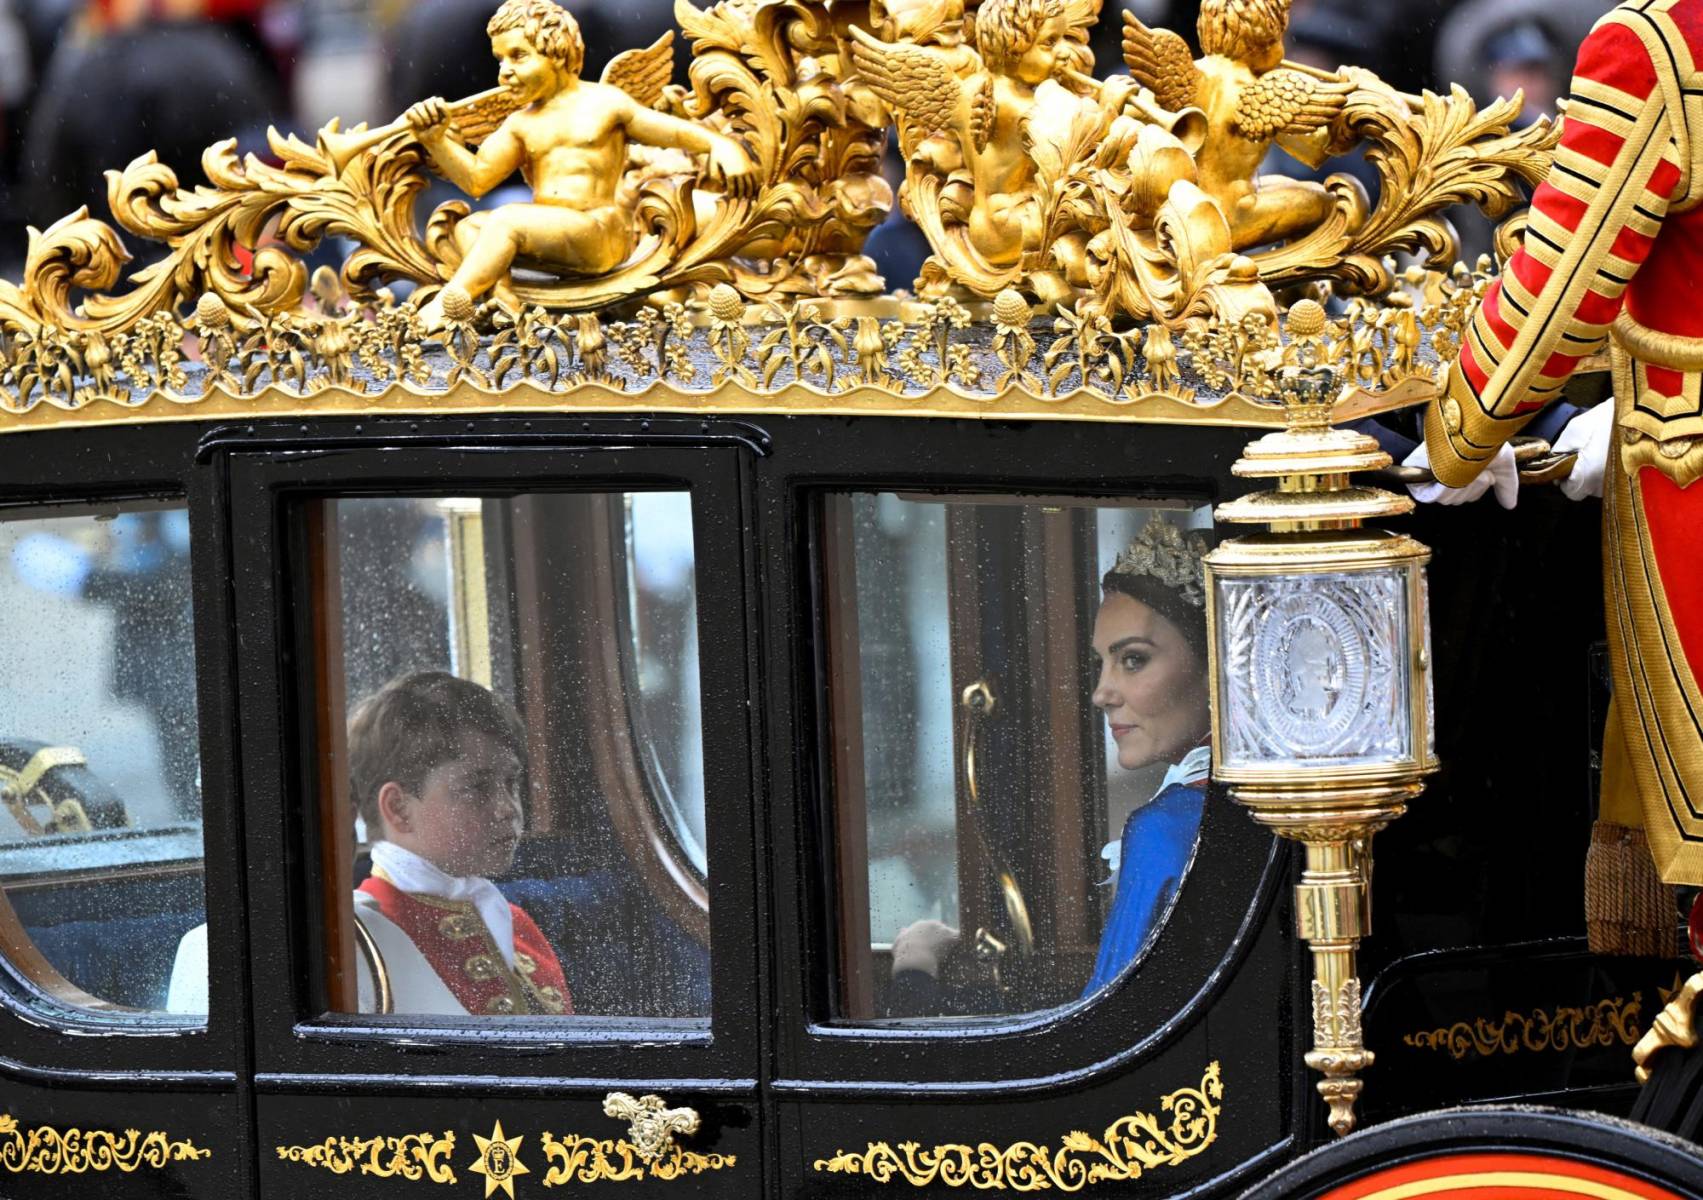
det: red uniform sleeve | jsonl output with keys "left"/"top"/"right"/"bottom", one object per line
{"left": 1427, "top": 19, "right": 1681, "bottom": 485}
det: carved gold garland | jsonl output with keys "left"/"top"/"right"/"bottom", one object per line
{"left": 0, "top": 1113, "right": 211, "bottom": 1175}
{"left": 0, "top": 279, "right": 1477, "bottom": 436}
{"left": 1401, "top": 994, "right": 1645, "bottom": 1061}
{"left": 810, "top": 1061, "right": 1221, "bottom": 1190}
{"left": 276, "top": 1132, "right": 458, "bottom": 1182}
{"left": 539, "top": 1134, "right": 736, "bottom": 1184}
{"left": 274, "top": 1121, "right": 738, "bottom": 1190}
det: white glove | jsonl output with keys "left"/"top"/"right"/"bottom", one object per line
{"left": 1404, "top": 440, "right": 1519, "bottom": 509}
{"left": 1553, "top": 401, "right": 1615, "bottom": 500}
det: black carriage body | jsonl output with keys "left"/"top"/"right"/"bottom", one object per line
{"left": 0, "top": 406, "right": 1671, "bottom": 1200}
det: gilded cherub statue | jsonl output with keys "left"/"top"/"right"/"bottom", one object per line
{"left": 1120, "top": 0, "right": 1362, "bottom": 252}
{"left": 849, "top": 0, "right": 1233, "bottom": 310}
{"left": 405, "top": 0, "right": 757, "bottom": 328}
{"left": 850, "top": 0, "right": 1078, "bottom": 274}
{"left": 0, "top": 0, "right": 1554, "bottom": 340}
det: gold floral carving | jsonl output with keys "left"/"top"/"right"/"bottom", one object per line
{"left": 1402, "top": 994, "right": 1645, "bottom": 1061}
{"left": 601, "top": 1093, "right": 699, "bottom": 1165}
{"left": 275, "top": 1132, "right": 458, "bottom": 1183}
{"left": 0, "top": 285, "right": 1462, "bottom": 437}
{"left": 538, "top": 1133, "right": 735, "bottom": 1185}
{"left": 271, "top": 1121, "right": 740, "bottom": 1189}
{"left": 0, "top": 1113, "right": 211, "bottom": 1175}
{"left": 1251, "top": 84, "right": 1556, "bottom": 298}
{"left": 1635, "top": 973, "right": 1702, "bottom": 1084}
{"left": 810, "top": 1061, "right": 1220, "bottom": 1189}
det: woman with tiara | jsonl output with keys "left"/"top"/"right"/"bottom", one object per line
{"left": 1081, "top": 515, "right": 1213, "bottom": 994}
{"left": 888, "top": 515, "right": 1212, "bottom": 1012}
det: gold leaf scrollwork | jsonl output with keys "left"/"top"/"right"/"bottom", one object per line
{"left": 275, "top": 1131, "right": 458, "bottom": 1183}
{"left": 810, "top": 1061, "right": 1221, "bottom": 1190}
{"left": 1402, "top": 994, "right": 1645, "bottom": 1061}
{"left": 0, "top": 0, "right": 890, "bottom": 340}
{"left": 1252, "top": 81, "right": 1558, "bottom": 297}
{"left": 0, "top": 1113, "right": 211, "bottom": 1175}
{"left": 538, "top": 1133, "right": 736, "bottom": 1185}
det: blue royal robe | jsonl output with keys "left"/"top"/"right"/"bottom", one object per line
{"left": 1083, "top": 750, "right": 1208, "bottom": 996}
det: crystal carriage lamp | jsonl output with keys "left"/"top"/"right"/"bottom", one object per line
{"left": 1204, "top": 367, "right": 1437, "bottom": 1138}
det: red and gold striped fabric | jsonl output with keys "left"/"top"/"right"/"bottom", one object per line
{"left": 1420, "top": 0, "right": 1703, "bottom": 887}
{"left": 1426, "top": 0, "right": 1703, "bottom": 485}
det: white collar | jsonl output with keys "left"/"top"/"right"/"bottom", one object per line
{"left": 369, "top": 841, "right": 517, "bottom": 968}
{"left": 1159, "top": 744, "right": 1212, "bottom": 794}
{"left": 1101, "top": 745, "right": 1211, "bottom": 886}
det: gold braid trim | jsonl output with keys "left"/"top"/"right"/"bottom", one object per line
{"left": 1423, "top": 362, "right": 1539, "bottom": 487}
{"left": 1598, "top": 5, "right": 1697, "bottom": 209}
{"left": 1612, "top": 311, "right": 1703, "bottom": 372}
{"left": 1611, "top": 341, "right": 1703, "bottom": 488}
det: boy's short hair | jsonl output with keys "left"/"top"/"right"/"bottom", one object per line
{"left": 975, "top": 0, "right": 1062, "bottom": 71}
{"left": 487, "top": 0, "right": 585, "bottom": 78}
{"left": 349, "top": 671, "right": 528, "bottom": 834}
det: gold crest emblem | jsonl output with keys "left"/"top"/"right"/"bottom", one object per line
{"left": 469, "top": 1120, "right": 530, "bottom": 1198}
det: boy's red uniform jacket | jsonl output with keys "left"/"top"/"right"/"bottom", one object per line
{"left": 358, "top": 876, "right": 572, "bottom": 1015}
{"left": 1426, "top": 0, "right": 1703, "bottom": 897}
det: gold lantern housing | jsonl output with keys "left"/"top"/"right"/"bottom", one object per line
{"left": 1205, "top": 366, "right": 1438, "bottom": 1138}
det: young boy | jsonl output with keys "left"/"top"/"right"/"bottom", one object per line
{"left": 165, "top": 671, "right": 569, "bottom": 1016}
{"left": 406, "top": 0, "right": 756, "bottom": 326}
{"left": 348, "top": 671, "right": 569, "bottom": 1016}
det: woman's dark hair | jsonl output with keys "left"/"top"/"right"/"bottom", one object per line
{"left": 1100, "top": 567, "right": 1210, "bottom": 664}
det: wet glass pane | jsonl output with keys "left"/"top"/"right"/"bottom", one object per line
{"left": 624, "top": 493, "right": 705, "bottom": 876}
{"left": 0, "top": 505, "right": 205, "bottom": 1016}
{"left": 304, "top": 492, "right": 708, "bottom": 1021}
{"left": 823, "top": 494, "right": 1213, "bottom": 1022}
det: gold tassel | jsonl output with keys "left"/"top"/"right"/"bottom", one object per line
{"left": 1586, "top": 821, "right": 1679, "bottom": 958}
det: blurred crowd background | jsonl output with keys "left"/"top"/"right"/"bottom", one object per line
{"left": 0, "top": 0, "right": 1618, "bottom": 280}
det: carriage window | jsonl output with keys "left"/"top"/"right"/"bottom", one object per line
{"left": 302, "top": 492, "right": 708, "bottom": 1021}
{"left": 0, "top": 504, "right": 205, "bottom": 1017}
{"left": 821, "top": 494, "right": 1213, "bottom": 1022}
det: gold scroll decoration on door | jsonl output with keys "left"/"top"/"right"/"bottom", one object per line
{"left": 0, "top": 1113, "right": 211, "bottom": 1175}
{"left": 811, "top": 1061, "right": 1221, "bottom": 1189}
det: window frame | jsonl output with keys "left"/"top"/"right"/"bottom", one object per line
{"left": 0, "top": 423, "right": 244, "bottom": 1090}
{"left": 222, "top": 422, "right": 765, "bottom": 1086}
{"left": 820, "top": 490, "right": 1215, "bottom": 1020}
{"left": 758, "top": 418, "right": 1291, "bottom": 1089}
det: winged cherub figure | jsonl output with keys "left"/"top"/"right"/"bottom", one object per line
{"left": 851, "top": 0, "right": 1078, "bottom": 271}
{"left": 1121, "top": 0, "right": 1363, "bottom": 252}
{"left": 407, "top": 0, "right": 757, "bottom": 328}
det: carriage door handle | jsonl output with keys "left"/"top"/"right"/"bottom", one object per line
{"left": 603, "top": 1092, "right": 700, "bottom": 1163}
{"left": 960, "top": 679, "right": 1035, "bottom": 957}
